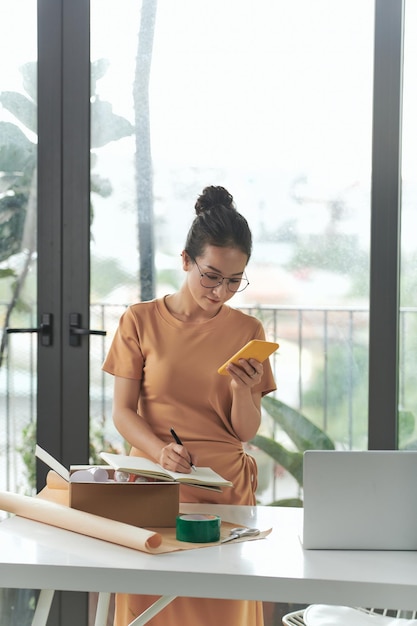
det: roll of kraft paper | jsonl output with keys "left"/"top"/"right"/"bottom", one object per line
{"left": 0, "top": 490, "right": 162, "bottom": 552}
{"left": 176, "top": 513, "right": 221, "bottom": 543}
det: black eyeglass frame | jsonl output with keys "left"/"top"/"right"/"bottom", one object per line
{"left": 190, "top": 256, "right": 250, "bottom": 293}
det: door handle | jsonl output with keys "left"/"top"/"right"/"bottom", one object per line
{"left": 69, "top": 312, "right": 106, "bottom": 347}
{"left": 6, "top": 312, "right": 53, "bottom": 347}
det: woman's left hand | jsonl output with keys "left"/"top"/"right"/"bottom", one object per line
{"left": 226, "top": 358, "right": 263, "bottom": 389}
{"left": 227, "top": 358, "right": 263, "bottom": 441}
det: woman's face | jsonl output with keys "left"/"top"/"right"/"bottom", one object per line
{"left": 184, "top": 245, "right": 248, "bottom": 312}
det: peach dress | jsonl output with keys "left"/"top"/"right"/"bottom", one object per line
{"left": 102, "top": 297, "right": 276, "bottom": 626}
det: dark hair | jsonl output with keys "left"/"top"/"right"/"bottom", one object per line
{"left": 184, "top": 186, "right": 252, "bottom": 262}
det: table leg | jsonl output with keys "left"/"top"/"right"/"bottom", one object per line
{"left": 94, "top": 592, "right": 112, "bottom": 626}
{"left": 32, "top": 589, "right": 55, "bottom": 626}
{"left": 127, "top": 596, "right": 177, "bottom": 626}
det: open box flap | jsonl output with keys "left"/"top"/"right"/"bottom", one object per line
{"left": 35, "top": 444, "right": 70, "bottom": 482}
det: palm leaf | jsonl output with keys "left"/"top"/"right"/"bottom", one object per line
{"left": 399, "top": 410, "right": 415, "bottom": 448}
{"left": 0, "top": 92, "right": 37, "bottom": 134}
{"left": 20, "top": 62, "right": 37, "bottom": 102}
{"left": 262, "top": 396, "right": 335, "bottom": 451}
{"left": 0, "top": 122, "right": 35, "bottom": 172}
{"left": 250, "top": 433, "right": 304, "bottom": 485}
{"left": 91, "top": 58, "right": 110, "bottom": 94}
{"left": 91, "top": 99, "right": 134, "bottom": 148}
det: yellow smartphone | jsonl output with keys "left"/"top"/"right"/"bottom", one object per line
{"left": 217, "top": 339, "right": 279, "bottom": 376}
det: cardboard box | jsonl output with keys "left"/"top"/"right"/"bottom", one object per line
{"left": 69, "top": 467, "right": 179, "bottom": 528}
{"left": 36, "top": 445, "right": 179, "bottom": 528}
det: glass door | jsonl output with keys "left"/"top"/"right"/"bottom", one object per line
{"left": 0, "top": 1, "right": 43, "bottom": 619}
{"left": 0, "top": 0, "right": 38, "bottom": 499}
{"left": 1, "top": 1, "right": 93, "bottom": 624}
{"left": 399, "top": 0, "right": 417, "bottom": 447}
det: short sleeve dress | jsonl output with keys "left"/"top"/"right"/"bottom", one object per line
{"left": 102, "top": 297, "right": 277, "bottom": 626}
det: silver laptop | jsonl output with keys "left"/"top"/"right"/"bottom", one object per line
{"left": 302, "top": 450, "right": 417, "bottom": 550}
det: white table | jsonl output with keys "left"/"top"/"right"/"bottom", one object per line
{"left": 1, "top": 504, "right": 417, "bottom": 625}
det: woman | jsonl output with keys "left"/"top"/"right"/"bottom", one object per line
{"left": 102, "top": 185, "right": 277, "bottom": 626}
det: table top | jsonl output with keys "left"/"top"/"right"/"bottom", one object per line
{"left": 1, "top": 504, "right": 417, "bottom": 610}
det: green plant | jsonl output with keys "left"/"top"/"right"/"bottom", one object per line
{"left": 16, "top": 420, "right": 36, "bottom": 494}
{"left": 399, "top": 410, "right": 417, "bottom": 450}
{"left": 89, "top": 421, "right": 126, "bottom": 465}
{"left": 251, "top": 396, "right": 336, "bottom": 507}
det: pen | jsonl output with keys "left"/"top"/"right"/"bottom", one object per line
{"left": 170, "top": 428, "right": 197, "bottom": 471}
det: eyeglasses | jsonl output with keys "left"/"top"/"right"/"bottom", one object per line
{"left": 191, "top": 258, "right": 249, "bottom": 293}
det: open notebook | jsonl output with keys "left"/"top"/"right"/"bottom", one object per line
{"left": 302, "top": 450, "right": 417, "bottom": 550}
{"left": 100, "top": 452, "right": 233, "bottom": 493}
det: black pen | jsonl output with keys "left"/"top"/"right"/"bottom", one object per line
{"left": 170, "top": 428, "right": 196, "bottom": 471}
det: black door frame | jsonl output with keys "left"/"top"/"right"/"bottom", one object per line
{"left": 38, "top": 1, "right": 90, "bottom": 623}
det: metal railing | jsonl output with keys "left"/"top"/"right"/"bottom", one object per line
{"left": 1, "top": 302, "right": 416, "bottom": 496}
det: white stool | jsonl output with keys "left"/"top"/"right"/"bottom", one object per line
{"left": 282, "top": 606, "right": 417, "bottom": 626}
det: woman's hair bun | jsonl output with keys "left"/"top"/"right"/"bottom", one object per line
{"left": 185, "top": 184, "right": 252, "bottom": 260}
{"left": 195, "top": 185, "right": 235, "bottom": 215}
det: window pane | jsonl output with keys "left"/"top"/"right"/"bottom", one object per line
{"left": 0, "top": 2, "right": 38, "bottom": 622}
{"left": 0, "top": 1, "right": 37, "bottom": 498}
{"left": 399, "top": 0, "right": 417, "bottom": 449}
{"left": 90, "top": 0, "right": 374, "bottom": 503}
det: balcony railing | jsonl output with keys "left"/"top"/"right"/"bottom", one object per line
{"left": 1, "top": 302, "right": 415, "bottom": 497}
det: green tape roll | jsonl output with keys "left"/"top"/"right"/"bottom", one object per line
{"left": 176, "top": 514, "right": 221, "bottom": 543}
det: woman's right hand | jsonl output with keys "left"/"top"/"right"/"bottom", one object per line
{"left": 158, "top": 442, "right": 195, "bottom": 473}
{"left": 112, "top": 377, "right": 197, "bottom": 473}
